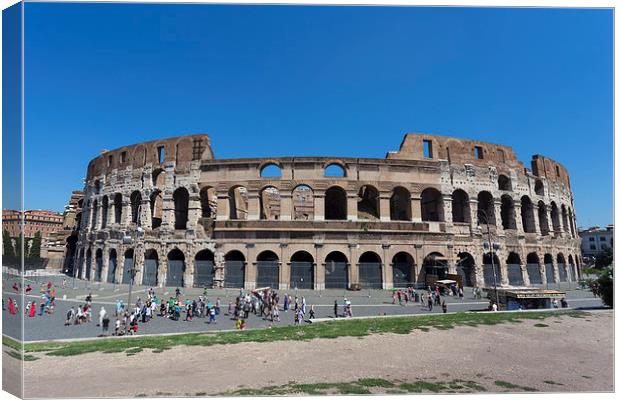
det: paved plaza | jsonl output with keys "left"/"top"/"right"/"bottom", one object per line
{"left": 2, "top": 272, "right": 604, "bottom": 342}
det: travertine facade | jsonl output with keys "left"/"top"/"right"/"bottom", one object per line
{"left": 73, "top": 133, "right": 581, "bottom": 290}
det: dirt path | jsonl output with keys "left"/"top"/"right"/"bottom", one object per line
{"left": 23, "top": 311, "right": 613, "bottom": 398}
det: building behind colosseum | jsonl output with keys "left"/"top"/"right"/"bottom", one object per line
{"left": 72, "top": 132, "right": 582, "bottom": 290}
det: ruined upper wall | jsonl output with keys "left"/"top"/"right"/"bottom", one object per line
{"left": 86, "top": 134, "right": 214, "bottom": 180}
{"left": 531, "top": 155, "right": 571, "bottom": 188}
{"left": 387, "top": 133, "right": 524, "bottom": 170}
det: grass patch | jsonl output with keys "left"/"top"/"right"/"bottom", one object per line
{"left": 494, "top": 380, "right": 539, "bottom": 392}
{"left": 356, "top": 378, "right": 394, "bottom": 387}
{"left": 399, "top": 381, "right": 446, "bottom": 393}
{"left": 22, "top": 310, "right": 585, "bottom": 358}
{"left": 534, "top": 323, "right": 549, "bottom": 327}
{"left": 2, "top": 335, "right": 22, "bottom": 351}
{"left": 4, "top": 350, "right": 39, "bottom": 361}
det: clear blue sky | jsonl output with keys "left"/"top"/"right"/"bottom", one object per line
{"left": 18, "top": 3, "right": 613, "bottom": 227}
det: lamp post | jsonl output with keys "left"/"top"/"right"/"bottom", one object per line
{"left": 477, "top": 209, "right": 500, "bottom": 310}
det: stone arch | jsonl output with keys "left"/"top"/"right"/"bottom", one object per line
{"left": 200, "top": 186, "right": 216, "bottom": 218}
{"left": 482, "top": 252, "right": 501, "bottom": 286}
{"left": 520, "top": 196, "right": 536, "bottom": 233}
{"left": 173, "top": 187, "right": 190, "bottom": 229}
{"left": 129, "top": 191, "right": 141, "bottom": 224}
{"left": 357, "top": 184, "right": 380, "bottom": 220}
{"left": 544, "top": 253, "right": 555, "bottom": 284}
{"left": 550, "top": 202, "right": 561, "bottom": 232}
{"left": 224, "top": 250, "right": 246, "bottom": 288}
{"left": 422, "top": 252, "right": 447, "bottom": 285}
{"left": 152, "top": 168, "right": 165, "bottom": 188}
{"left": 132, "top": 144, "right": 146, "bottom": 168}
{"left": 390, "top": 186, "right": 411, "bottom": 221}
{"left": 500, "top": 195, "right": 517, "bottom": 230}
{"left": 561, "top": 204, "right": 570, "bottom": 236}
{"left": 143, "top": 249, "right": 159, "bottom": 286}
{"left": 107, "top": 249, "right": 117, "bottom": 283}
{"left": 91, "top": 199, "right": 99, "bottom": 229}
{"left": 101, "top": 196, "right": 109, "bottom": 228}
{"left": 122, "top": 248, "right": 134, "bottom": 284}
{"left": 325, "top": 186, "right": 347, "bottom": 220}
{"left": 150, "top": 190, "right": 163, "bottom": 229}
{"left": 228, "top": 186, "right": 248, "bottom": 220}
{"left": 256, "top": 250, "right": 280, "bottom": 288}
{"left": 290, "top": 250, "right": 314, "bottom": 289}
{"left": 526, "top": 252, "right": 542, "bottom": 284}
{"left": 95, "top": 248, "right": 103, "bottom": 282}
{"left": 420, "top": 188, "right": 444, "bottom": 222}
{"left": 259, "top": 162, "right": 282, "bottom": 178}
{"left": 451, "top": 189, "right": 470, "bottom": 223}
{"left": 392, "top": 252, "right": 415, "bottom": 287}
{"left": 498, "top": 174, "right": 512, "bottom": 191}
{"left": 194, "top": 249, "right": 215, "bottom": 288}
{"left": 477, "top": 191, "right": 496, "bottom": 225}
{"left": 557, "top": 253, "right": 567, "bottom": 282}
{"left": 456, "top": 252, "right": 475, "bottom": 287}
{"left": 85, "top": 247, "right": 92, "bottom": 280}
{"left": 259, "top": 186, "right": 281, "bottom": 220}
{"left": 325, "top": 251, "right": 348, "bottom": 289}
{"left": 292, "top": 184, "right": 314, "bottom": 220}
{"left": 167, "top": 248, "right": 186, "bottom": 287}
{"left": 324, "top": 162, "right": 346, "bottom": 177}
{"left": 113, "top": 193, "right": 122, "bottom": 224}
{"left": 568, "top": 254, "right": 576, "bottom": 281}
{"left": 506, "top": 252, "right": 523, "bottom": 285}
{"left": 538, "top": 201, "right": 550, "bottom": 235}
{"left": 358, "top": 251, "right": 382, "bottom": 289}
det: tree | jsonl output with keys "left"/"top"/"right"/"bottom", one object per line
{"left": 29, "top": 231, "right": 42, "bottom": 260}
{"left": 13, "top": 233, "right": 23, "bottom": 259}
{"left": 2, "top": 230, "right": 14, "bottom": 258}
{"left": 585, "top": 266, "right": 613, "bottom": 308}
{"left": 595, "top": 247, "right": 613, "bottom": 269}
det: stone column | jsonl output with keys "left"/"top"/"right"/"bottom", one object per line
{"left": 247, "top": 192, "right": 260, "bottom": 220}
{"left": 116, "top": 250, "right": 125, "bottom": 284}
{"left": 532, "top": 204, "right": 542, "bottom": 235}
{"left": 314, "top": 244, "right": 325, "bottom": 290}
{"left": 161, "top": 193, "right": 174, "bottom": 229}
{"left": 442, "top": 194, "right": 453, "bottom": 225}
{"left": 379, "top": 195, "right": 391, "bottom": 222}
{"left": 514, "top": 200, "right": 524, "bottom": 233}
{"left": 348, "top": 244, "right": 359, "bottom": 287}
{"left": 134, "top": 245, "right": 145, "bottom": 286}
{"left": 347, "top": 193, "right": 357, "bottom": 221}
{"left": 520, "top": 263, "right": 530, "bottom": 286}
{"left": 279, "top": 243, "right": 289, "bottom": 291}
{"left": 184, "top": 255, "right": 194, "bottom": 288}
{"left": 187, "top": 193, "right": 201, "bottom": 230}
{"left": 158, "top": 256, "right": 167, "bottom": 288}
{"left": 411, "top": 195, "right": 422, "bottom": 222}
{"left": 94, "top": 201, "right": 103, "bottom": 231}
{"left": 493, "top": 200, "right": 503, "bottom": 233}
{"left": 140, "top": 198, "right": 152, "bottom": 230}
{"left": 216, "top": 194, "right": 229, "bottom": 221}
{"left": 244, "top": 244, "right": 256, "bottom": 290}
{"left": 539, "top": 262, "right": 547, "bottom": 286}
{"left": 314, "top": 192, "right": 325, "bottom": 221}
{"left": 469, "top": 199, "right": 479, "bottom": 230}
{"left": 121, "top": 199, "right": 131, "bottom": 227}
{"left": 382, "top": 244, "right": 392, "bottom": 289}
{"left": 280, "top": 191, "right": 292, "bottom": 221}
{"left": 101, "top": 246, "right": 110, "bottom": 283}
{"left": 213, "top": 250, "right": 225, "bottom": 288}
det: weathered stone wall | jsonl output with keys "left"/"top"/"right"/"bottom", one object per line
{"left": 74, "top": 133, "right": 582, "bottom": 290}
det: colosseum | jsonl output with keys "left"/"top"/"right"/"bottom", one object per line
{"left": 70, "top": 132, "right": 582, "bottom": 291}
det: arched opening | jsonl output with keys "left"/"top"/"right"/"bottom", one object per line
{"left": 152, "top": 168, "right": 165, "bottom": 188}
{"left": 75, "top": 212, "right": 83, "bottom": 229}
{"left": 498, "top": 175, "right": 512, "bottom": 191}
{"left": 122, "top": 249, "right": 134, "bottom": 284}
{"left": 224, "top": 250, "right": 245, "bottom": 288}
{"left": 561, "top": 205, "right": 570, "bottom": 237}
{"left": 392, "top": 252, "right": 415, "bottom": 287}
{"left": 324, "top": 163, "right": 346, "bottom": 177}
{"left": 520, "top": 196, "right": 536, "bottom": 233}
{"left": 534, "top": 179, "right": 544, "bottom": 196}
{"left": 451, "top": 189, "right": 470, "bottom": 223}
{"left": 91, "top": 200, "right": 98, "bottom": 230}
{"left": 143, "top": 249, "right": 159, "bottom": 286}
{"left": 325, "top": 251, "right": 348, "bottom": 289}
{"left": 173, "top": 187, "right": 189, "bottom": 229}
{"left": 526, "top": 253, "right": 542, "bottom": 284}
{"left": 538, "top": 201, "right": 549, "bottom": 235}
{"left": 228, "top": 186, "right": 248, "bottom": 220}
{"left": 85, "top": 248, "right": 92, "bottom": 280}
{"left": 101, "top": 196, "right": 109, "bottom": 228}
{"left": 256, "top": 250, "right": 279, "bottom": 288}
{"left": 568, "top": 254, "right": 576, "bottom": 282}
{"left": 421, "top": 188, "right": 444, "bottom": 222}
{"left": 390, "top": 187, "right": 411, "bottom": 221}
{"left": 114, "top": 193, "right": 122, "bottom": 224}
{"left": 260, "top": 186, "right": 281, "bottom": 220}
{"left": 482, "top": 252, "right": 501, "bottom": 286}
{"left": 506, "top": 252, "right": 523, "bottom": 285}
{"left": 544, "top": 253, "right": 555, "bottom": 284}
{"left": 167, "top": 249, "right": 186, "bottom": 287}
{"left": 423, "top": 252, "right": 448, "bottom": 285}
{"left": 477, "top": 191, "right": 496, "bottom": 225}
{"left": 292, "top": 185, "right": 314, "bottom": 220}
{"left": 150, "top": 190, "right": 163, "bottom": 229}
{"left": 325, "top": 186, "right": 347, "bottom": 220}
{"left": 95, "top": 248, "right": 103, "bottom": 282}
{"left": 130, "top": 191, "right": 141, "bottom": 225}
{"left": 550, "top": 202, "right": 561, "bottom": 232}
{"left": 456, "top": 252, "right": 475, "bottom": 287}
{"left": 260, "top": 163, "right": 282, "bottom": 178}
{"left": 557, "top": 253, "right": 567, "bottom": 282}
{"left": 357, "top": 185, "right": 380, "bottom": 220}
{"left": 63, "top": 235, "right": 78, "bottom": 275}
{"left": 500, "top": 195, "right": 516, "bottom": 230}
{"left": 358, "top": 251, "right": 382, "bottom": 289}
{"left": 77, "top": 249, "right": 84, "bottom": 279}
{"left": 194, "top": 250, "right": 215, "bottom": 288}
{"left": 107, "top": 249, "right": 117, "bottom": 283}
{"left": 200, "top": 186, "right": 216, "bottom": 219}
{"left": 290, "top": 251, "right": 314, "bottom": 289}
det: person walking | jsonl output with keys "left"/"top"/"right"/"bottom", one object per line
{"left": 101, "top": 314, "right": 110, "bottom": 336}
{"left": 309, "top": 304, "right": 315, "bottom": 319}
{"left": 458, "top": 287, "right": 464, "bottom": 302}
{"left": 333, "top": 300, "right": 338, "bottom": 318}
{"left": 441, "top": 300, "right": 448, "bottom": 313}
{"left": 209, "top": 306, "right": 216, "bottom": 324}
{"left": 427, "top": 296, "right": 433, "bottom": 312}
{"left": 98, "top": 306, "right": 107, "bottom": 327}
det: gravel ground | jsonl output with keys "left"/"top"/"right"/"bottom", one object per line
{"left": 19, "top": 310, "right": 613, "bottom": 398}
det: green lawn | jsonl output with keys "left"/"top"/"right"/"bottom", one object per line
{"left": 17, "top": 310, "right": 583, "bottom": 358}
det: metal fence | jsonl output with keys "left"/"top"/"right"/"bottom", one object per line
{"left": 324, "top": 261, "right": 348, "bottom": 289}
{"left": 526, "top": 263, "right": 542, "bottom": 284}
{"left": 392, "top": 262, "right": 413, "bottom": 287}
{"left": 359, "top": 262, "right": 382, "bottom": 289}
{"left": 507, "top": 264, "right": 524, "bottom": 286}
{"left": 224, "top": 261, "right": 245, "bottom": 288}
{"left": 95, "top": 257, "right": 103, "bottom": 282}
{"left": 107, "top": 258, "right": 117, "bottom": 283}
{"left": 545, "top": 263, "right": 556, "bottom": 283}
{"left": 194, "top": 260, "right": 215, "bottom": 287}
{"left": 122, "top": 257, "right": 133, "bottom": 284}
{"left": 483, "top": 264, "right": 499, "bottom": 286}
{"left": 256, "top": 261, "right": 279, "bottom": 288}
{"left": 558, "top": 263, "right": 567, "bottom": 282}
{"left": 142, "top": 259, "right": 158, "bottom": 286}
{"left": 166, "top": 260, "right": 185, "bottom": 287}
{"left": 290, "top": 262, "right": 314, "bottom": 289}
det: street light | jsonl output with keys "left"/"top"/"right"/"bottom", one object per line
{"left": 477, "top": 209, "right": 500, "bottom": 310}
